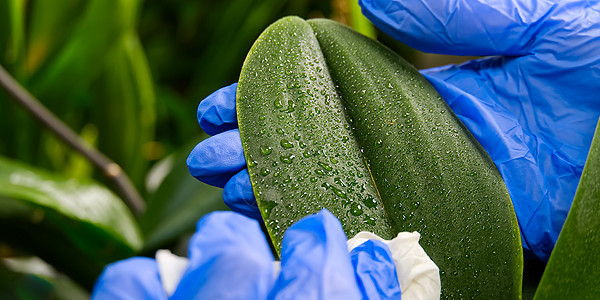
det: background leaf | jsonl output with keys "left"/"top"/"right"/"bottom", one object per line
{"left": 0, "top": 0, "right": 26, "bottom": 74}
{"left": 0, "top": 156, "right": 142, "bottom": 289}
{"left": 1, "top": 0, "right": 155, "bottom": 192}
{"left": 533, "top": 118, "right": 600, "bottom": 299}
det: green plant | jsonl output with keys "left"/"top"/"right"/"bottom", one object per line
{"left": 0, "top": 0, "right": 155, "bottom": 189}
{"left": 237, "top": 16, "right": 522, "bottom": 299}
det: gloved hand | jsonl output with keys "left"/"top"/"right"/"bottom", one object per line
{"left": 187, "top": 0, "right": 600, "bottom": 262}
{"left": 91, "top": 209, "right": 401, "bottom": 299}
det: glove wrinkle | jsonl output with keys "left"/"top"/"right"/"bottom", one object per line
{"left": 360, "top": 0, "right": 561, "bottom": 56}
{"left": 421, "top": 44, "right": 600, "bottom": 261}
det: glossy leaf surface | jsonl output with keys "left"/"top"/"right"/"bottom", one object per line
{"left": 237, "top": 16, "right": 522, "bottom": 299}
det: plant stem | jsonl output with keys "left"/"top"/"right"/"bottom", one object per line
{"left": 0, "top": 64, "right": 145, "bottom": 216}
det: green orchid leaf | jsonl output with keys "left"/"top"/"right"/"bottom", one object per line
{"left": 238, "top": 16, "right": 522, "bottom": 299}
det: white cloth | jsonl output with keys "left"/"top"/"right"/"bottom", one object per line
{"left": 156, "top": 232, "right": 440, "bottom": 299}
{"left": 156, "top": 249, "right": 190, "bottom": 296}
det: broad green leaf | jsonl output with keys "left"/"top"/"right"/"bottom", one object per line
{"left": 238, "top": 17, "right": 522, "bottom": 299}
{"left": 533, "top": 118, "right": 600, "bottom": 299}
{"left": 139, "top": 140, "right": 228, "bottom": 252}
{"left": 0, "top": 156, "right": 142, "bottom": 289}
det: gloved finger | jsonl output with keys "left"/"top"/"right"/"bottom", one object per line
{"left": 350, "top": 240, "right": 401, "bottom": 299}
{"left": 171, "top": 211, "right": 274, "bottom": 299}
{"left": 187, "top": 129, "right": 246, "bottom": 188}
{"left": 223, "top": 169, "right": 261, "bottom": 220}
{"left": 270, "top": 209, "right": 361, "bottom": 300}
{"left": 91, "top": 257, "right": 167, "bottom": 300}
{"left": 197, "top": 83, "right": 238, "bottom": 136}
{"left": 359, "top": 0, "right": 556, "bottom": 56}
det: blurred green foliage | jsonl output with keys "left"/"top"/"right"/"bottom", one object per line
{"left": 0, "top": 156, "right": 142, "bottom": 289}
{"left": 0, "top": 0, "right": 155, "bottom": 189}
{"left": 0, "top": 0, "right": 388, "bottom": 296}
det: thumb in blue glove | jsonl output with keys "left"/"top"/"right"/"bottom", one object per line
{"left": 91, "top": 209, "right": 401, "bottom": 299}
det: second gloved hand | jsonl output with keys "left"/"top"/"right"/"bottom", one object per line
{"left": 92, "top": 209, "right": 402, "bottom": 299}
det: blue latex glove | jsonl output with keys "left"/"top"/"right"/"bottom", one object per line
{"left": 91, "top": 209, "right": 401, "bottom": 299}
{"left": 360, "top": 0, "right": 600, "bottom": 262}
{"left": 188, "top": 0, "right": 600, "bottom": 262}
{"left": 186, "top": 83, "right": 262, "bottom": 220}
